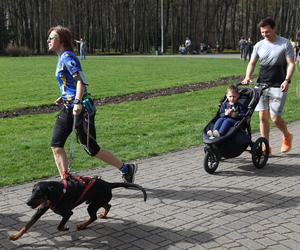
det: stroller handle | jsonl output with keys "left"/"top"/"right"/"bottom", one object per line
{"left": 237, "top": 82, "right": 269, "bottom": 91}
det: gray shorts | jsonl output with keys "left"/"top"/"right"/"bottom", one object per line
{"left": 255, "top": 87, "right": 287, "bottom": 116}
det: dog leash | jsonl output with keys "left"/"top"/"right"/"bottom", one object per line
{"left": 68, "top": 115, "right": 77, "bottom": 173}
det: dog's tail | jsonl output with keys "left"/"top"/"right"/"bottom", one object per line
{"left": 109, "top": 183, "right": 147, "bottom": 201}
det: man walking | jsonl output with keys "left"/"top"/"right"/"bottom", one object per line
{"left": 239, "top": 37, "right": 246, "bottom": 59}
{"left": 242, "top": 17, "right": 295, "bottom": 154}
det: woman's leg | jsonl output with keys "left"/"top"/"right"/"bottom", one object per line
{"left": 51, "top": 108, "right": 73, "bottom": 179}
{"left": 94, "top": 149, "right": 122, "bottom": 168}
{"left": 51, "top": 147, "right": 69, "bottom": 179}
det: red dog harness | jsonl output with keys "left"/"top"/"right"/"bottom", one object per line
{"left": 61, "top": 175, "right": 97, "bottom": 206}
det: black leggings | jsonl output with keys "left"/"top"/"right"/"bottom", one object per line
{"left": 51, "top": 107, "right": 101, "bottom": 156}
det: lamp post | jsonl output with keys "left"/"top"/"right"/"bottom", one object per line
{"left": 161, "top": 0, "right": 164, "bottom": 54}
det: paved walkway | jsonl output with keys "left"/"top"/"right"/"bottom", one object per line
{"left": 1, "top": 121, "right": 300, "bottom": 250}
{"left": 99, "top": 54, "right": 241, "bottom": 59}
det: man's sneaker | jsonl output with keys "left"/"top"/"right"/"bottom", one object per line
{"left": 122, "top": 163, "right": 138, "bottom": 183}
{"left": 281, "top": 133, "right": 293, "bottom": 153}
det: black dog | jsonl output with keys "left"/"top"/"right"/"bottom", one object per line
{"left": 10, "top": 176, "right": 147, "bottom": 241}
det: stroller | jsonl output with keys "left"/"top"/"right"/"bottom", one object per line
{"left": 202, "top": 83, "right": 270, "bottom": 174}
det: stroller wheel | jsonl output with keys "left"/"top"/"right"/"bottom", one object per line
{"left": 204, "top": 151, "right": 219, "bottom": 174}
{"left": 252, "top": 137, "right": 269, "bottom": 168}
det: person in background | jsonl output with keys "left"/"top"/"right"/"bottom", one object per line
{"left": 47, "top": 25, "right": 137, "bottom": 182}
{"left": 185, "top": 37, "right": 191, "bottom": 54}
{"left": 242, "top": 17, "right": 295, "bottom": 155}
{"left": 239, "top": 37, "right": 246, "bottom": 60}
{"left": 244, "top": 37, "right": 253, "bottom": 61}
{"left": 74, "top": 37, "right": 86, "bottom": 60}
{"left": 178, "top": 44, "right": 186, "bottom": 54}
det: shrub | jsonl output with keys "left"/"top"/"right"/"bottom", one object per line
{"left": 95, "top": 50, "right": 123, "bottom": 56}
{"left": 5, "top": 45, "right": 32, "bottom": 56}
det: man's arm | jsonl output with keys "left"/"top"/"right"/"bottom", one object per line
{"left": 281, "top": 56, "right": 295, "bottom": 92}
{"left": 242, "top": 58, "right": 257, "bottom": 84}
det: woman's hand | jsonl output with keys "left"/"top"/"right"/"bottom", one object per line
{"left": 55, "top": 97, "right": 63, "bottom": 106}
{"left": 73, "top": 103, "right": 83, "bottom": 115}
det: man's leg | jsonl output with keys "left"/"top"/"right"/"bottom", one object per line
{"left": 259, "top": 110, "right": 273, "bottom": 155}
{"left": 270, "top": 114, "right": 289, "bottom": 136}
{"left": 259, "top": 110, "right": 270, "bottom": 141}
{"left": 51, "top": 147, "right": 69, "bottom": 179}
{"left": 270, "top": 114, "right": 293, "bottom": 153}
{"left": 269, "top": 87, "right": 292, "bottom": 153}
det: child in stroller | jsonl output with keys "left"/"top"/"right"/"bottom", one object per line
{"left": 202, "top": 83, "right": 270, "bottom": 174}
{"left": 207, "top": 85, "right": 247, "bottom": 139}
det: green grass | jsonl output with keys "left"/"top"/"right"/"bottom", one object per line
{"left": 1, "top": 81, "right": 300, "bottom": 187}
{"left": 0, "top": 56, "right": 248, "bottom": 112}
{"left": 1, "top": 56, "right": 300, "bottom": 187}
{"left": 0, "top": 86, "right": 226, "bottom": 186}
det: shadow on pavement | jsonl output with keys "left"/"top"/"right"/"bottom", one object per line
{"left": 219, "top": 162, "right": 300, "bottom": 177}
{"left": 1, "top": 213, "right": 213, "bottom": 249}
{"left": 141, "top": 186, "right": 298, "bottom": 208}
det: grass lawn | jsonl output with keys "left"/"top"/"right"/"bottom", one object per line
{"left": 1, "top": 81, "right": 300, "bottom": 187}
{"left": 1, "top": 86, "right": 232, "bottom": 186}
{"left": 0, "top": 56, "right": 248, "bottom": 112}
{"left": 1, "top": 56, "right": 300, "bottom": 187}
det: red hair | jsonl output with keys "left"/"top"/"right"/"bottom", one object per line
{"left": 48, "top": 26, "right": 73, "bottom": 52}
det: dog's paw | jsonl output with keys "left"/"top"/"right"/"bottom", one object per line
{"left": 9, "top": 232, "right": 22, "bottom": 241}
{"left": 9, "top": 228, "right": 26, "bottom": 241}
{"left": 77, "top": 218, "right": 94, "bottom": 231}
{"left": 76, "top": 223, "right": 87, "bottom": 231}
{"left": 9, "top": 234, "right": 19, "bottom": 241}
{"left": 98, "top": 212, "right": 108, "bottom": 219}
{"left": 98, "top": 204, "right": 111, "bottom": 219}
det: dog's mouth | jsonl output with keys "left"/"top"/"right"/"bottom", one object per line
{"left": 27, "top": 199, "right": 41, "bottom": 209}
{"left": 27, "top": 202, "right": 38, "bottom": 209}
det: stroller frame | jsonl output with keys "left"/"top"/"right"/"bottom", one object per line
{"left": 202, "top": 83, "right": 270, "bottom": 174}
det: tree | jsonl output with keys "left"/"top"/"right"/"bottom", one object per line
{"left": 1, "top": 0, "right": 300, "bottom": 55}
{"left": 0, "top": 7, "right": 10, "bottom": 53}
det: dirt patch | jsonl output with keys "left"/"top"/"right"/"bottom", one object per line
{"left": 0, "top": 75, "right": 242, "bottom": 119}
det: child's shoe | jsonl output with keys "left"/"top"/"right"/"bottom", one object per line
{"left": 213, "top": 130, "right": 220, "bottom": 137}
{"left": 207, "top": 130, "right": 213, "bottom": 137}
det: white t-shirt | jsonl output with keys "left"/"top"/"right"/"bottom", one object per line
{"left": 185, "top": 39, "right": 191, "bottom": 47}
{"left": 251, "top": 36, "right": 294, "bottom": 85}
{"left": 251, "top": 36, "right": 294, "bottom": 66}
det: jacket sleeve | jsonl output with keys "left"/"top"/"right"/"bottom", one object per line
{"left": 219, "top": 103, "right": 226, "bottom": 117}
